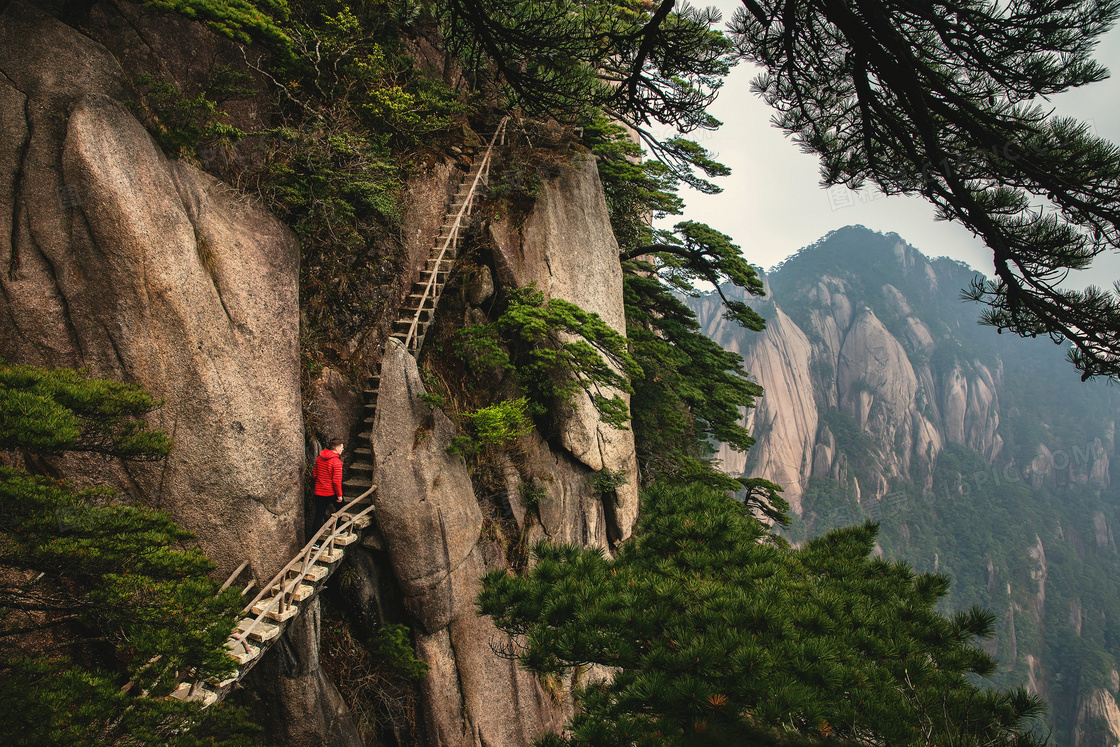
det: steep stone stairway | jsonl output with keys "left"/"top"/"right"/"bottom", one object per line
{"left": 170, "top": 118, "right": 507, "bottom": 706}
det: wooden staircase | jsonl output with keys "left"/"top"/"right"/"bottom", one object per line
{"left": 170, "top": 118, "right": 508, "bottom": 707}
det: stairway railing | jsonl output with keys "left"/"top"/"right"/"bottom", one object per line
{"left": 231, "top": 485, "right": 376, "bottom": 648}
{"left": 403, "top": 117, "right": 509, "bottom": 351}
{"left": 177, "top": 485, "right": 376, "bottom": 702}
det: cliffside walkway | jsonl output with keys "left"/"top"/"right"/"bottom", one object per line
{"left": 170, "top": 118, "right": 508, "bottom": 707}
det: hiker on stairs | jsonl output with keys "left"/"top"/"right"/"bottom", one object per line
{"left": 312, "top": 438, "right": 345, "bottom": 530}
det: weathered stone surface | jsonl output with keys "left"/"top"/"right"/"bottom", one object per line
{"left": 372, "top": 338, "right": 572, "bottom": 744}
{"left": 0, "top": 2, "right": 302, "bottom": 581}
{"left": 838, "top": 309, "right": 918, "bottom": 495}
{"left": 1074, "top": 689, "right": 1120, "bottom": 747}
{"left": 307, "top": 367, "right": 363, "bottom": 445}
{"left": 489, "top": 155, "right": 639, "bottom": 542}
{"left": 726, "top": 307, "right": 818, "bottom": 514}
{"left": 372, "top": 338, "right": 484, "bottom": 633}
{"left": 467, "top": 264, "right": 495, "bottom": 305}
{"left": 0, "top": 6, "right": 355, "bottom": 743}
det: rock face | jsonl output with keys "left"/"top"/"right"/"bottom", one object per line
{"left": 1074, "top": 690, "right": 1120, "bottom": 747}
{"left": 689, "top": 228, "right": 1011, "bottom": 509}
{"left": 0, "top": 0, "right": 303, "bottom": 578}
{"left": 709, "top": 306, "right": 817, "bottom": 514}
{"left": 372, "top": 340, "right": 567, "bottom": 747}
{"left": 489, "top": 155, "right": 639, "bottom": 545}
{"left": 0, "top": 2, "right": 334, "bottom": 742}
{"left": 238, "top": 600, "right": 365, "bottom": 747}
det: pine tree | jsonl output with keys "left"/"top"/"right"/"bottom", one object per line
{"left": 0, "top": 362, "right": 258, "bottom": 746}
{"left": 480, "top": 482, "right": 1046, "bottom": 747}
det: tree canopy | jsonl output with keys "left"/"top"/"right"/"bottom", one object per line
{"left": 480, "top": 481, "right": 1045, "bottom": 747}
{"left": 442, "top": 0, "right": 1120, "bottom": 380}
{"left": 0, "top": 363, "right": 256, "bottom": 745}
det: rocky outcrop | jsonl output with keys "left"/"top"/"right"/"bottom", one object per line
{"left": 688, "top": 228, "right": 1011, "bottom": 508}
{"left": 720, "top": 307, "right": 817, "bottom": 514}
{"left": 0, "top": 0, "right": 303, "bottom": 579}
{"left": 1074, "top": 690, "right": 1120, "bottom": 747}
{"left": 488, "top": 155, "right": 639, "bottom": 544}
{"left": 372, "top": 339, "right": 567, "bottom": 747}
{"left": 0, "top": 2, "right": 339, "bottom": 740}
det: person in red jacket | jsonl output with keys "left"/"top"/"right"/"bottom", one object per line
{"left": 312, "top": 438, "right": 345, "bottom": 532}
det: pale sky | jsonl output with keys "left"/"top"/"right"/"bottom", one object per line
{"left": 671, "top": 0, "right": 1120, "bottom": 287}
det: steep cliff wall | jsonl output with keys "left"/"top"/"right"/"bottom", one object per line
{"left": 690, "top": 228, "right": 1018, "bottom": 508}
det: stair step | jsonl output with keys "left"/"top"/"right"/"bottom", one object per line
{"left": 268, "top": 582, "right": 316, "bottom": 602}
{"left": 236, "top": 617, "right": 281, "bottom": 643}
{"left": 315, "top": 546, "right": 346, "bottom": 564}
{"left": 350, "top": 514, "right": 373, "bottom": 529}
{"left": 356, "top": 430, "right": 372, "bottom": 441}
{"left": 171, "top": 681, "right": 221, "bottom": 706}
{"left": 251, "top": 597, "right": 299, "bottom": 622}
{"left": 344, "top": 476, "right": 374, "bottom": 489}
{"left": 351, "top": 446, "right": 372, "bottom": 458}
{"left": 349, "top": 461, "right": 374, "bottom": 473}
{"left": 226, "top": 639, "right": 262, "bottom": 666}
{"left": 207, "top": 674, "right": 238, "bottom": 691}
{"left": 294, "top": 583, "right": 316, "bottom": 601}
{"left": 392, "top": 320, "right": 428, "bottom": 334}
{"left": 289, "top": 563, "right": 329, "bottom": 583}
{"left": 362, "top": 388, "right": 379, "bottom": 397}
{"left": 329, "top": 531, "right": 359, "bottom": 547}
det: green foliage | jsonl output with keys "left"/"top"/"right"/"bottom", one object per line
{"left": 442, "top": 0, "right": 734, "bottom": 190}
{"left": 0, "top": 660, "right": 260, "bottom": 747}
{"left": 318, "top": 607, "right": 424, "bottom": 744}
{"left": 459, "top": 286, "right": 642, "bottom": 430}
{"left": 632, "top": 220, "right": 767, "bottom": 331}
{"left": 144, "top": 0, "right": 477, "bottom": 360}
{"left": 131, "top": 69, "right": 251, "bottom": 159}
{"left": 577, "top": 111, "right": 771, "bottom": 501}
{"left": 623, "top": 259, "right": 765, "bottom": 492}
{"left": 464, "top": 397, "right": 533, "bottom": 447}
{"left": 369, "top": 623, "right": 429, "bottom": 681}
{"left": 591, "top": 467, "right": 627, "bottom": 495}
{"left": 0, "top": 364, "right": 253, "bottom": 742}
{"left": 142, "top": 0, "right": 292, "bottom": 46}
{"left": 480, "top": 481, "right": 1044, "bottom": 746}
{"left": 0, "top": 362, "right": 172, "bottom": 460}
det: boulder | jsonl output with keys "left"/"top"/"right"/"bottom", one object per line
{"left": 372, "top": 338, "right": 484, "bottom": 633}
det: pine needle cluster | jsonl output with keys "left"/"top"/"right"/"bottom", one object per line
{"left": 480, "top": 482, "right": 1045, "bottom": 747}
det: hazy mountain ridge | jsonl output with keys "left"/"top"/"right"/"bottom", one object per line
{"left": 687, "top": 225, "right": 1120, "bottom": 747}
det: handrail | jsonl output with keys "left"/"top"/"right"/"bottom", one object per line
{"left": 404, "top": 117, "right": 509, "bottom": 351}
{"left": 230, "top": 485, "right": 377, "bottom": 649}
{"left": 175, "top": 485, "right": 379, "bottom": 701}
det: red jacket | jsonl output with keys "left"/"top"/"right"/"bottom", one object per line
{"left": 313, "top": 449, "right": 343, "bottom": 498}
